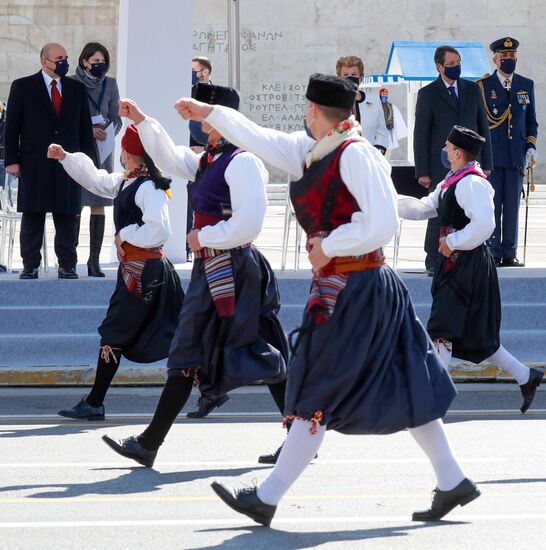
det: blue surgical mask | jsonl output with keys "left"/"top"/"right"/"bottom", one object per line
{"left": 500, "top": 58, "right": 517, "bottom": 75}
{"left": 192, "top": 70, "right": 200, "bottom": 85}
{"left": 50, "top": 58, "right": 69, "bottom": 78}
{"left": 189, "top": 120, "right": 208, "bottom": 146}
{"left": 89, "top": 62, "right": 107, "bottom": 78}
{"left": 443, "top": 64, "right": 461, "bottom": 81}
{"left": 441, "top": 149, "right": 452, "bottom": 169}
{"left": 380, "top": 95, "right": 389, "bottom": 104}
{"left": 303, "top": 109, "right": 315, "bottom": 139}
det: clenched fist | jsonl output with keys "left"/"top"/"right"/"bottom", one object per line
{"left": 47, "top": 144, "right": 66, "bottom": 161}
{"left": 174, "top": 97, "right": 214, "bottom": 122}
{"left": 119, "top": 99, "right": 145, "bottom": 124}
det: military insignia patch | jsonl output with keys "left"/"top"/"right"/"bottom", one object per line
{"left": 516, "top": 91, "right": 530, "bottom": 104}
{"left": 491, "top": 90, "right": 497, "bottom": 100}
{"left": 504, "top": 38, "right": 513, "bottom": 48}
{"left": 493, "top": 107, "right": 498, "bottom": 115}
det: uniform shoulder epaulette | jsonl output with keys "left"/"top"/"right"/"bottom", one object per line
{"left": 476, "top": 73, "right": 490, "bottom": 82}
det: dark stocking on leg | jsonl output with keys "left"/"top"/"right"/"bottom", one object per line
{"left": 86, "top": 346, "right": 122, "bottom": 407}
{"left": 266, "top": 379, "right": 286, "bottom": 416}
{"left": 139, "top": 375, "right": 194, "bottom": 451}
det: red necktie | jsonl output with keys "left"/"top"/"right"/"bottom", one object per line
{"left": 51, "top": 80, "right": 62, "bottom": 116}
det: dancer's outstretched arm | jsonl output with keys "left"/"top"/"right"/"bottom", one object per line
{"left": 175, "top": 98, "right": 313, "bottom": 179}
{"left": 48, "top": 144, "right": 123, "bottom": 199}
{"left": 119, "top": 99, "right": 201, "bottom": 181}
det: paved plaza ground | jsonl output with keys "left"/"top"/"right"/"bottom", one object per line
{"left": 0, "top": 385, "right": 545, "bottom": 549}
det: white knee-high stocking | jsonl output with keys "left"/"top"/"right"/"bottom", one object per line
{"left": 409, "top": 419, "right": 465, "bottom": 491}
{"left": 485, "top": 345, "right": 530, "bottom": 385}
{"left": 257, "top": 419, "right": 326, "bottom": 506}
{"left": 433, "top": 339, "right": 453, "bottom": 369}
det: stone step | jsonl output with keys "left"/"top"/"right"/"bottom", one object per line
{"left": 1, "top": 302, "right": 544, "bottom": 334}
{"left": 1, "top": 330, "right": 543, "bottom": 367}
{"left": 1, "top": 274, "right": 544, "bottom": 367}
{"left": 0, "top": 275, "right": 542, "bottom": 305}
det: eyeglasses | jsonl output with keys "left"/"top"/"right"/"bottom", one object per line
{"left": 443, "top": 61, "right": 462, "bottom": 68}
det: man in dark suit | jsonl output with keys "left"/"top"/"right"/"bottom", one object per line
{"left": 478, "top": 37, "right": 538, "bottom": 266}
{"left": 414, "top": 45, "right": 493, "bottom": 275}
{"left": 4, "top": 42, "right": 95, "bottom": 279}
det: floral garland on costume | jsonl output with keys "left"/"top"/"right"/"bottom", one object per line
{"left": 123, "top": 163, "right": 150, "bottom": 181}
{"left": 305, "top": 115, "right": 361, "bottom": 167}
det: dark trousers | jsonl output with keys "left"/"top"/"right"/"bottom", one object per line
{"left": 20, "top": 212, "right": 78, "bottom": 270}
{"left": 424, "top": 213, "right": 441, "bottom": 270}
{"left": 487, "top": 167, "right": 523, "bottom": 260}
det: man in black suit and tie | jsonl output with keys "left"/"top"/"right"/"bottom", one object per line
{"left": 4, "top": 42, "right": 95, "bottom": 279}
{"left": 414, "top": 45, "right": 493, "bottom": 275}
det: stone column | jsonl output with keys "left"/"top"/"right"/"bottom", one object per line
{"left": 117, "top": 0, "right": 195, "bottom": 262}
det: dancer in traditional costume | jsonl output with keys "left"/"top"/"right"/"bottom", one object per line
{"left": 175, "top": 73, "right": 480, "bottom": 525}
{"left": 398, "top": 125, "right": 543, "bottom": 412}
{"left": 100, "top": 84, "right": 288, "bottom": 466}
{"left": 48, "top": 124, "right": 184, "bottom": 420}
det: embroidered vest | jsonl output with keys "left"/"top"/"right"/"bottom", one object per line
{"left": 290, "top": 138, "right": 362, "bottom": 235}
{"left": 438, "top": 170, "right": 483, "bottom": 230}
{"left": 188, "top": 147, "right": 242, "bottom": 228}
{"left": 113, "top": 176, "right": 147, "bottom": 234}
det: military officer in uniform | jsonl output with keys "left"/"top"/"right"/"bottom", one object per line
{"left": 477, "top": 37, "right": 538, "bottom": 266}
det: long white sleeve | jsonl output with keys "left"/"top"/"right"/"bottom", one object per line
{"left": 60, "top": 152, "right": 123, "bottom": 199}
{"left": 446, "top": 175, "right": 495, "bottom": 251}
{"left": 118, "top": 180, "right": 171, "bottom": 248}
{"left": 197, "top": 152, "right": 268, "bottom": 249}
{"left": 398, "top": 186, "right": 441, "bottom": 220}
{"left": 206, "top": 105, "right": 313, "bottom": 179}
{"left": 136, "top": 116, "right": 201, "bottom": 180}
{"left": 320, "top": 141, "right": 400, "bottom": 258}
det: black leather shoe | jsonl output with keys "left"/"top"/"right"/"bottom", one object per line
{"left": 101, "top": 434, "right": 157, "bottom": 467}
{"left": 520, "top": 368, "right": 544, "bottom": 414}
{"left": 58, "top": 267, "right": 78, "bottom": 279}
{"left": 258, "top": 444, "right": 283, "bottom": 464}
{"left": 502, "top": 257, "right": 524, "bottom": 267}
{"left": 412, "top": 478, "right": 481, "bottom": 521}
{"left": 425, "top": 267, "right": 436, "bottom": 277}
{"left": 19, "top": 267, "right": 38, "bottom": 279}
{"left": 258, "top": 443, "right": 317, "bottom": 465}
{"left": 494, "top": 258, "right": 503, "bottom": 267}
{"left": 211, "top": 481, "right": 276, "bottom": 527}
{"left": 58, "top": 398, "right": 105, "bottom": 420}
{"left": 187, "top": 394, "right": 229, "bottom": 418}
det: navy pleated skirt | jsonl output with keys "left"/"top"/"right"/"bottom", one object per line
{"left": 99, "top": 257, "right": 184, "bottom": 363}
{"left": 428, "top": 244, "right": 501, "bottom": 363}
{"left": 285, "top": 265, "right": 456, "bottom": 434}
{"left": 167, "top": 246, "right": 288, "bottom": 395}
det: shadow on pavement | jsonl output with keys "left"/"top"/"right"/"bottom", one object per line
{"left": 192, "top": 521, "right": 466, "bottom": 549}
{"left": 0, "top": 466, "right": 267, "bottom": 499}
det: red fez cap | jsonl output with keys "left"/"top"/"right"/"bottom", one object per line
{"left": 121, "top": 124, "right": 145, "bottom": 156}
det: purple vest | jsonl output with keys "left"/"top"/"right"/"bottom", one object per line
{"left": 188, "top": 147, "right": 242, "bottom": 218}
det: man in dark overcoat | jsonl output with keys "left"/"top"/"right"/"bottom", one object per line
{"left": 4, "top": 42, "right": 95, "bottom": 279}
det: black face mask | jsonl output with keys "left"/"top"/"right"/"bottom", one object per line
{"left": 89, "top": 62, "right": 108, "bottom": 78}
{"left": 443, "top": 64, "right": 461, "bottom": 81}
{"left": 49, "top": 58, "right": 69, "bottom": 78}
{"left": 500, "top": 58, "right": 517, "bottom": 75}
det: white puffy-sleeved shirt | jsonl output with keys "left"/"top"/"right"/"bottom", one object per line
{"left": 60, "top": 152, "right": 171, "bottom": 249}
{"left": 397, "top": 173, "right": 495, "bottom": 251}
{"left": 206, "top": 105, "right": 400, "bottom": 258}
{"left": 135, "top": 117, "right": 268, "bottom": 250}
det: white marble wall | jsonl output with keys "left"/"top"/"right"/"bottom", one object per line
{"left": 1, "top": 0, "right": 544, "bottom": 175}
{"left": 193, "top": 0, "right": 546, "bottom": 176}
{"left": 0, "top": 1, "right": 118, "bottom": 101}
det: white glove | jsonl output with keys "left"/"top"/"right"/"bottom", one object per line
{"left": 526, "top": 148, "right": 537, "bottom": 168}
